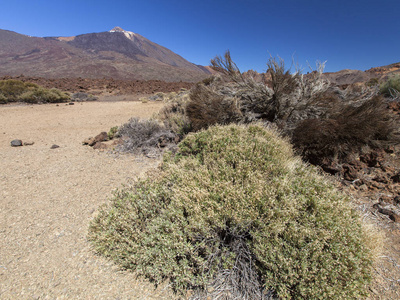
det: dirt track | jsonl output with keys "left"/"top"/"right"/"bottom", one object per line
{"left": 0, "top": 101, "right": 175, "bottom": 299}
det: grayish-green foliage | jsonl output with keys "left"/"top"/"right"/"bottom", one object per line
{"left": 89, "top": 123, "right": 372, "bottom": 299}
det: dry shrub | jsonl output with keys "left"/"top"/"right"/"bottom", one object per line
{"left": 117, "top": 117, "right": 176, "bottom": 156}
{"left": 19, "top": 87, "right": 70, "bottom": 103}
{"left": 155, "top": 92, "right": 192, "bottom": 136}
{"left": 89, "top": 123, "right": 373, "bottom": 299}
{"left": 186, "top": 84, "right": 242, "bottom": 131}
{"left": 292, "top": 96, "right": 397, "bottom": 165}
{"left": 207, "top": 51, "right": 329, "bottom": 128}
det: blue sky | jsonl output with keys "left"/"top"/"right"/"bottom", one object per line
{"left": 0, "top": 0, "right": 399, "bottom": 73}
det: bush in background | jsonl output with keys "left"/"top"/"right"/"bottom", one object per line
{"left": 380, "top": 74, "right": 400, "bottom": 97}
{"left": 19, "top": 87, "right": 70, "bottom": 103}
{"left": 89, "top": 123, "right": 373, "bottom": 299}
{"left": 0, "top": 79, "right": 69, "bottom": 103}
{"left": 155, "top": 91, "right": 192, "bottom": 137}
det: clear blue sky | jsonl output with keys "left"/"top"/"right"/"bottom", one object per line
{"left": 0, "top": 0, "right": 399, "bottom": 73}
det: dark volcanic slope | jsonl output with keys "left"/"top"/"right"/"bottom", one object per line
{"left": 0, "top": 28, "right": 210, "bottom": 82}
{"left": 67, "top": 32, "right": 147, "bottom": 59}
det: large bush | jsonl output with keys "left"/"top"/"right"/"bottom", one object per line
{"left": 89, "top": 123, "right": 373, "bottom": 299}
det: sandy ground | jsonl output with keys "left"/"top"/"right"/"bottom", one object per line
{"left": 0, "top": 101, "right": 176, "bottom": 299}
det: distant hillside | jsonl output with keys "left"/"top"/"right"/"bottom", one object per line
{"left": 241, "top": 63, "right": 400, "bottom": 86}
{"left": 0, "top": 27, "right": 211, "bottom": 82}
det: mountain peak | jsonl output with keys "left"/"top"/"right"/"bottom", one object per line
{"left": 109, "top": 26, "right": 137, "bottom": 40}
{"left": 110, "top": 26, "right": 126, "bottom": 33}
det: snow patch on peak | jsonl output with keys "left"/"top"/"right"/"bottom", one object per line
{"left": 110, "top": 26, "right": 125, "bottom": 32}
{"left": 109, "top": 26, "right": 136, "bottom": 40}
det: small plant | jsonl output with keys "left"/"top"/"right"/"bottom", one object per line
{"left": 107, "top": 126, "right": 119, "bottom": 140}
{"left": 89, "top": 123, "right": 373, "bottom": 299}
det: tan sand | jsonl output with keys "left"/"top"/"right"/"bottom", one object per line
{"left": 0, "top": 101, "right": 175, "bottom": 299}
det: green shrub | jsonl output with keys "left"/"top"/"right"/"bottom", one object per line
{"left": 89, "top": 123, "right": 373, "bottom": 299}
{"left": 19, "top": 87, "right": 69, "bottom": 103}
{"left": 0, "top": 92, "right": 7, "bottom": 104}
{"left": 107, "top": 126, "right": 119, "bottom": 140}
{"left": 380, "top": 74, "right": 400, "bottom": 97}
{"left": 0, "top": 79, "right": 38, "bottom": 102}
{"left": 0, "top": 79, "right": 69, "bottom": 103}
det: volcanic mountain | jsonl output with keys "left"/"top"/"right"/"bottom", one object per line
{"left": 0, "top": 27, "right": 210, "bottom": 82}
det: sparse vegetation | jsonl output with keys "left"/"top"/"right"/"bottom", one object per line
{"left": 89, "top": 123, "right": 374, "bottom": 299}
{"left": 0, "top": 79, "right": 69, "bottom": 103}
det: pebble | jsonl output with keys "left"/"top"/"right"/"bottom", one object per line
{"left": 11, "top": 139, "right": 23, "bottom": 147}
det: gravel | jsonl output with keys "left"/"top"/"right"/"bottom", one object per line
{"left": 0, "top": 101, "right": 176, "bottom": 299}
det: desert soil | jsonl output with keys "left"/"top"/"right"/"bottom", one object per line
{"left": 0, "top": 100, "right": 176, "bottom": 299}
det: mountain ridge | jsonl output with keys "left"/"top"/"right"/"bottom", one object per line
{"left": 0, "top": 28, "right": 211, "bottom": 82}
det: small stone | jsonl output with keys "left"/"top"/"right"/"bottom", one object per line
{"left": 88, "top": 132, "right": 108, "bottom": 147}
{"left": 50, "top": 144, "right": 60, "bottom": 149}
{"left": 23, "top": 141, "right": 34, "bottom": 146}
{"left": 11, "top": 139, "right": 23, "bottom": 147}
{"left": 92, "top": 142, "right": 108, "bottom": 150}
{"left": 69, "top": 102, "right": 75, "bottom": 105}
{"left": 82, "top": 137, "right": 93, "bottom": 145}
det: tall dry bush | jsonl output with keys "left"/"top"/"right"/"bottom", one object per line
{"left": 186, "top": 84, "right": 242, "bottom": 131}
{"left": 200, "top": 51, "right": 330, "bottom": 129}
{"left": 292, "top": 95, "right": 397, "bottom": 165}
